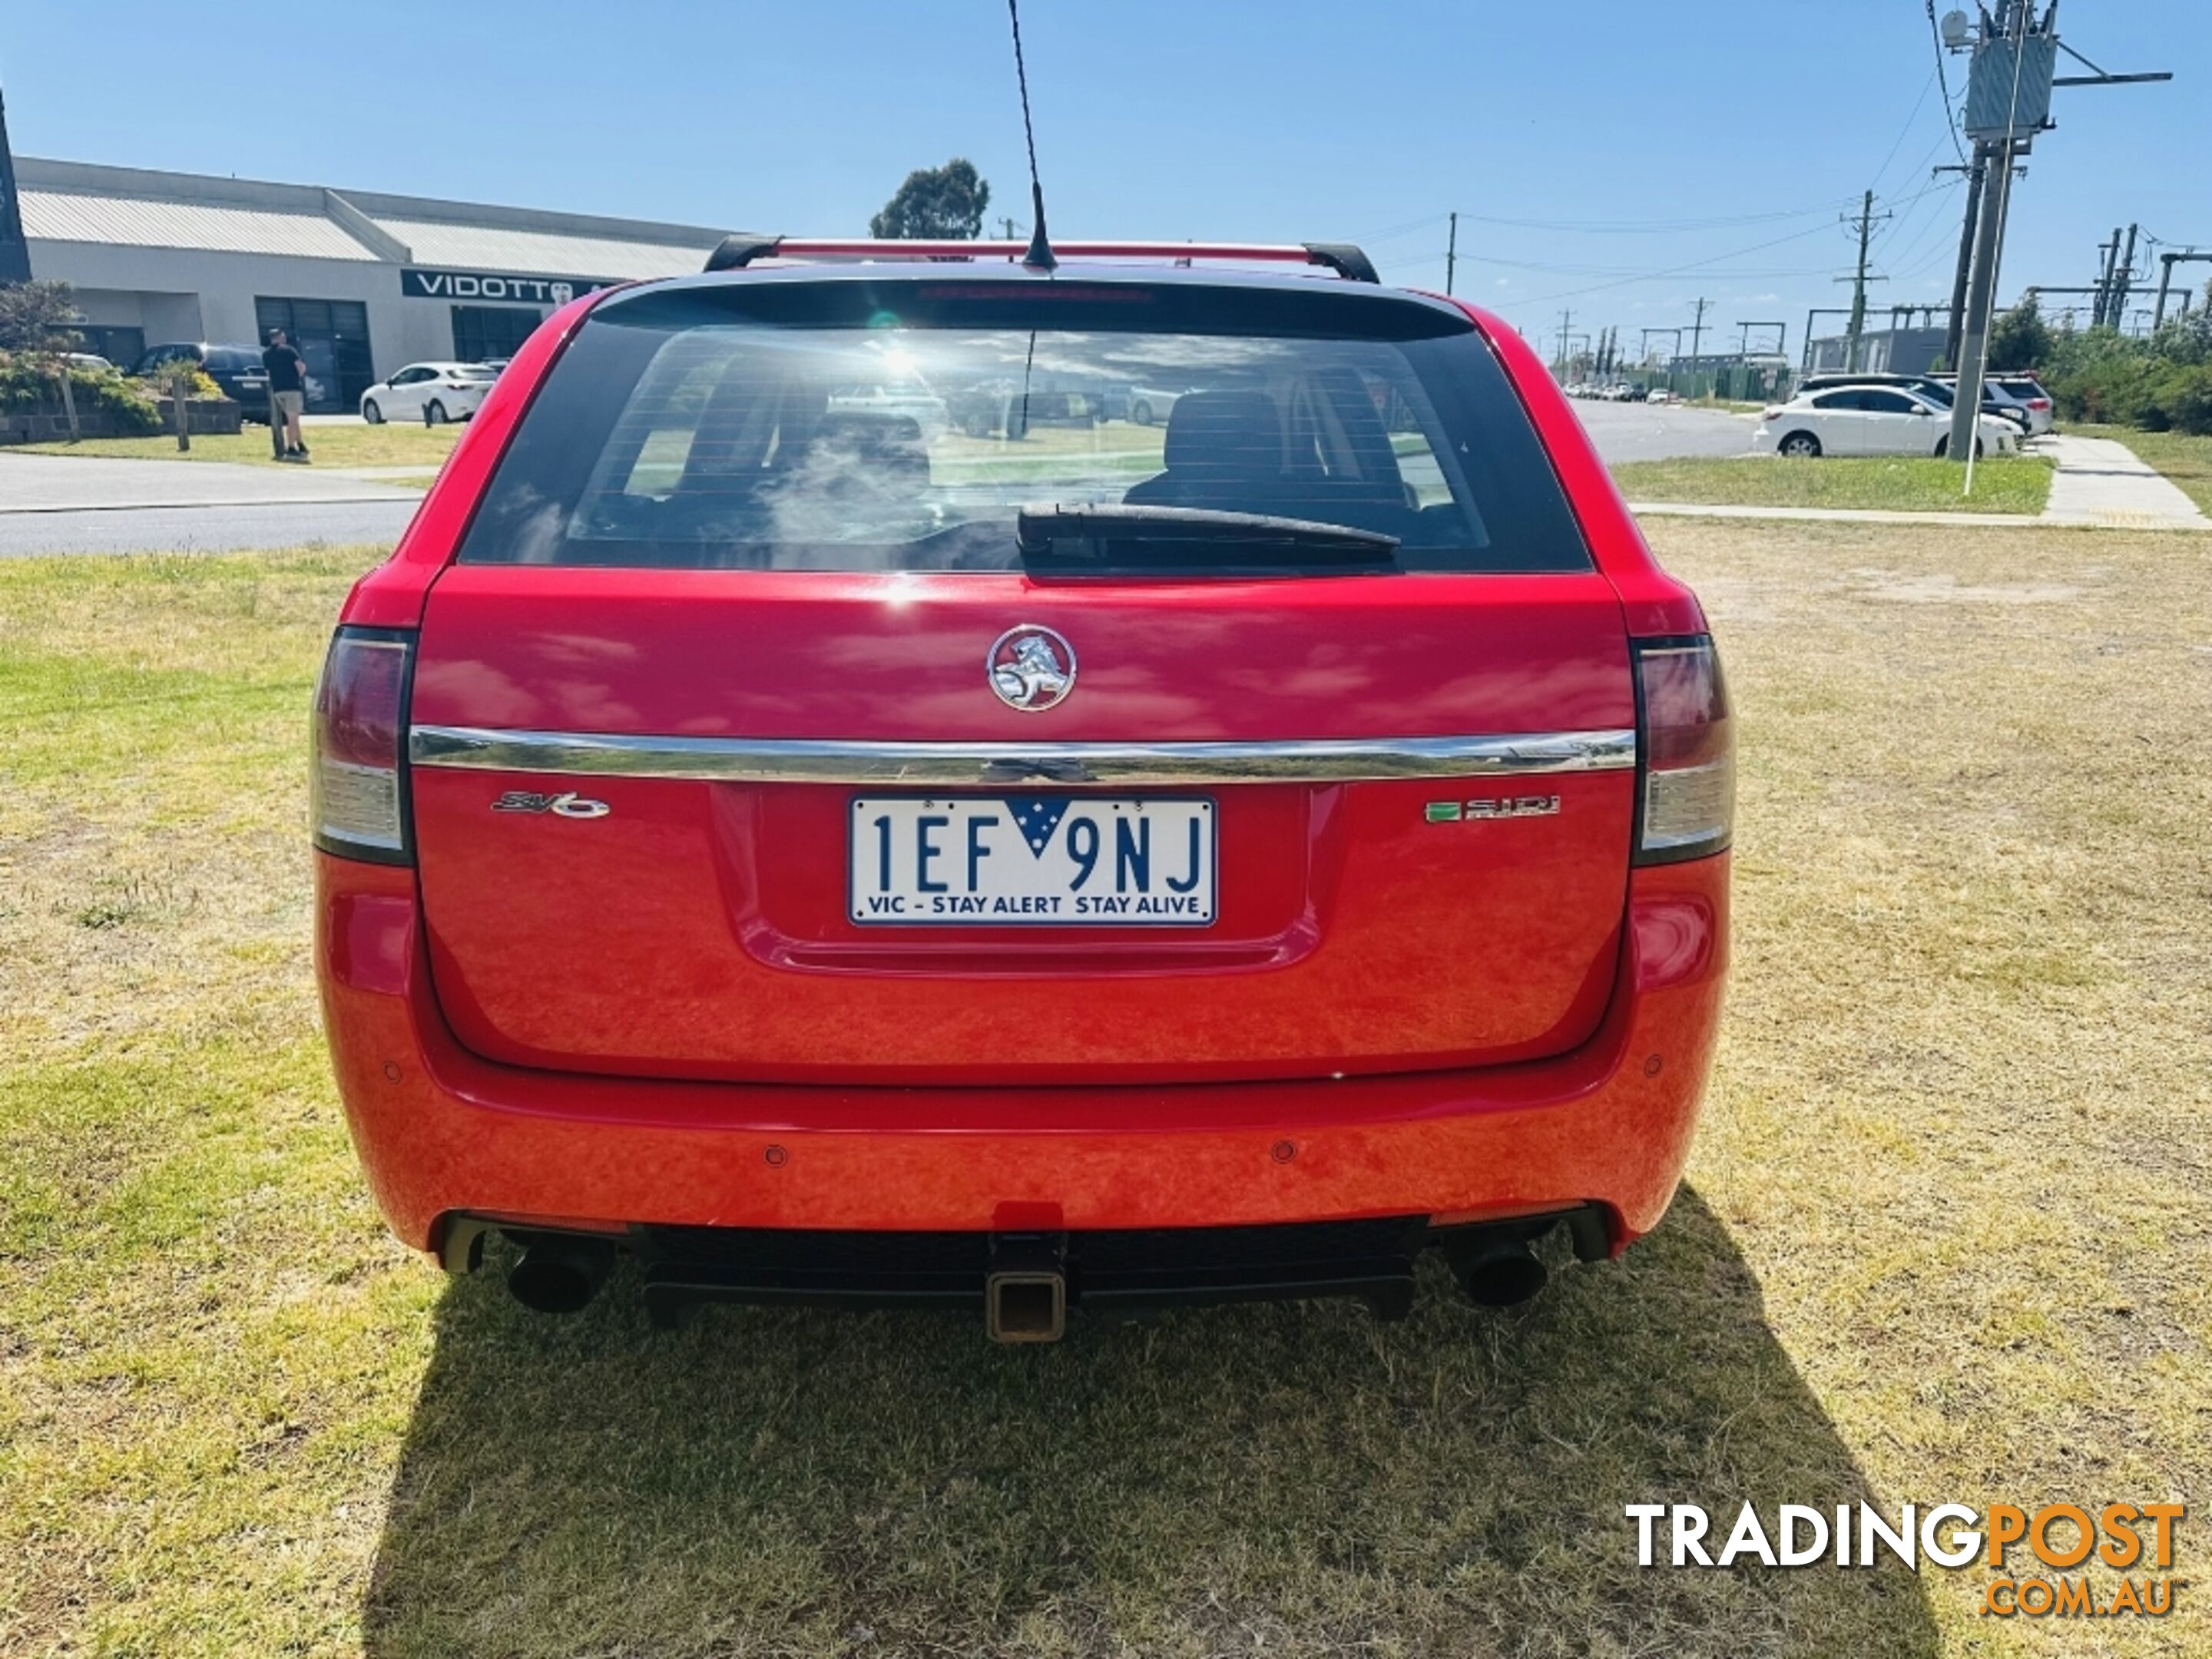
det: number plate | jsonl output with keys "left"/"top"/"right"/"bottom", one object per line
{"left": 849, "top": 796, "right": 1216, "bottom": 926}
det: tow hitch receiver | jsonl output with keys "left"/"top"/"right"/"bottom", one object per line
{"left": 986, "top": 1233, "right": 1068, "bottom": 1343}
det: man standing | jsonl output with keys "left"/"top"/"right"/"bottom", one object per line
{"left": 262, "top": 328, "right": 309, "bottom": 462}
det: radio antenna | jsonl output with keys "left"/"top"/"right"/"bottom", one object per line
{"left": 1007, "top": 0, "right": 1055, "bottom": 270}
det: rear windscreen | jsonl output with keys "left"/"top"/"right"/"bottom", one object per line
{"left": 459, "top": 279, "right": 1591, "bottom": 575}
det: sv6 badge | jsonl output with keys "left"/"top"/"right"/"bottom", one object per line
{"left": 1426, "top": 795, "right": 1560, "bottom": 823}
{"left": 492, "top": 790, "right": 610, "bottom": 820}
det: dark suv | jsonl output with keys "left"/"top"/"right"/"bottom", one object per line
{"left": 133, "top": 343, "right": 273, "bottom": 422}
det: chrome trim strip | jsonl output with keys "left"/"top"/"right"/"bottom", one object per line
{"left": 409, "top": 726, "right": 1637, "bottom": 786}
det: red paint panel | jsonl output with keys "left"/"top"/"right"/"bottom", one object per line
{"left": 316, "top": 853, "right": 1727, "bottom": 1250}
{"left": 339, "top": 286, "right": 614, "bottom": 630}
{"left": 415, "top": 768, "right": 1629, "bottom": 1082}
{"left": 409, "top": 566, "right": 1634, "bottom": 740}
{"left": 409, "top": 569, "right": 1636, "bottom": 1081}
{"left": 1427, "top": 297, "right": 1711, "bottom": 640}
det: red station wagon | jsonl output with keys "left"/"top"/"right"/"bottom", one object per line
{"left": 311, "top": 238, "right": 1731, "bottom": 1340}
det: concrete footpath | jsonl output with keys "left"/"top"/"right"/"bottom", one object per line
{"left": 2034, "top": 433, "right": 2210, "bottom": 530}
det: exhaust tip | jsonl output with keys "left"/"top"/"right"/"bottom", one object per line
{"left": 1456, "top": 1242, "right": 1548, "bottom": 1309}
{"left": 507, "top": 1236, "right": 615, "bottom": 1315}
{"left": 986, "top": 1271, "right": 1066, "bottom": 1342}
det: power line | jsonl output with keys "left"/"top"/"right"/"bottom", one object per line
{"left": 1492, "top": 220, "right": 1845, "bottom": 308}
{"left": 1396, "top": 247, "right": 1843, "bottom": 279}
{"left": 1926, "top": 0, "right": 1970, "bottom": 163}
{"left": 1868, "top": 68, "right": 1939, "bottom": 195}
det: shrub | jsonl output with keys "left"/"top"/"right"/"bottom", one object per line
{"left": 137, "top": 362, "right": 224, "bottom": 401}
{"left": 2042, "top": 316, "right": 2212, "bottom": 433}
{"left": 0, "top": 349, "right": 165, "bottom": 435}
{"left": 2152, "top": 363, "right": 2212, "bottom": 436}
{"left": 0, "top": 280, "right": 82, "bottom": 353}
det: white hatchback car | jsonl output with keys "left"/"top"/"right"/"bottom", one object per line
{"left": 1753, "top": 385, "right": 2018, "bottom": 459}
{"left": 360, "top": 362, "right": 500, "bottom": 426}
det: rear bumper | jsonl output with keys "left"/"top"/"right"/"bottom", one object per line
{"left": 316, "top": 852, "right": 1727, "bottom": 1257}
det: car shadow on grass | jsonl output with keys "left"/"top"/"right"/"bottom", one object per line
{"left": 363, "top": 1187, "right": 1936, "bottom": 1658}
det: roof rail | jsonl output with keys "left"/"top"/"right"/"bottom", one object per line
{"left": 700, "top": 237, "right": 1379, "bottom": 283}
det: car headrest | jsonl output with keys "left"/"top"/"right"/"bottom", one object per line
{"left": 1163, "top": 389, "right": 1281, "bottom": 474}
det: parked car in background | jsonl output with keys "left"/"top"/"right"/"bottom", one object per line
{"left": 1643, "top": 386, "right": 1682, "bottom": 405}
{"left": 1753, "top": 384, "right": 2018, "bottom": 458}
{"left": 311, "top": 242, "right": 1731, "bottom": 1339}
{"left": 1972, "top": 376, "right": 2052, "bottom": 438}
{"left": 1799, "top": 370, "right": 2032, "bottom": 435}
{"left": 1929, "top": 374, "right": 2037, "bottom": 435}
{"left": 360, "top": 362, "right": 499, "bottom": 426}
{"left": 132, "top": 343, "right": 270, "bottom": 421}
{"left": 1125, "top": 384, "right": 1197, "bottom": 425}
{"left": 947, "top": 378, "right": 1099, "bottom": 438}
{"left": 1986, "top": 375, "right": 2054, "bottom": 436}
{"left": 824, "top": 381, "right": 950, "bottom": 443}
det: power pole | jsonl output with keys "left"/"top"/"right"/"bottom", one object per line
{"left": 1687, "top": 296, "right": 1710, "bottom": 367}
{"left": 2091, "top": 228, "right": 2121, "bottom": 325}
{"left": 1445, "top": 211, "right": 1458, "bottom": 296}
{"left": 2152, "top": 249, "right": 2212, "bottom": 328}
{"left": 1942, "top": 0, "right": 2172, "bottom": 462}
{"left": 1556, "top": 308, "right": 1575, "bottom": 375}
{"left": 2110, "top": 223, "right": 2140, "bottom": 326}
{"left": 1737, "top": 320, "right": 1786, "bottom": 358}
{"left": 1839, "top": 190, "right": 1891, "bottom": 370}
{"left": 1939, "top": 150, "right": 1988, "bottom": 368}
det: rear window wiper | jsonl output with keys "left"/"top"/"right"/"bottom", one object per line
{"left": 1015, "top": 504, "right": 1399, "bottom": 572}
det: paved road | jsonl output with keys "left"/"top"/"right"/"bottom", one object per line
{"left": 1569, "top": 400, "right": 1757, "bottom": 463}
{"left": 0, "top": 452, "right": 420, "bottom": 556}
{"left": 0, "top": 500, "right": 422, "bottom": 557}
{"left": 0, "top": 406, "right": 1755, "bottom": 556}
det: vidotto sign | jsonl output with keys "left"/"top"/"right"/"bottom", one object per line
{"left": 399, "top": 268, "right": 618, "bottom": 305}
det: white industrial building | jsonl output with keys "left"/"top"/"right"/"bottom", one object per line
{"left": 17, "top": 157, "right": 733, "bottom": 412}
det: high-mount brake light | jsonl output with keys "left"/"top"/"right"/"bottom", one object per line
{"left": 1634, "top": 637, "right": 1734, "bottom": 864}
{"left": 312, "top": 627, "right": 415, "bottom": 863}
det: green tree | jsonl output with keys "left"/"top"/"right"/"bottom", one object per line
{"left": 1985, "top": 296, "right": 2052, "bottom": 372}
{"left": 0, "top": 278, "right": 80, "bottom": 353}
{"left": 869, "top": 159, "right": 991, "bottom": 240}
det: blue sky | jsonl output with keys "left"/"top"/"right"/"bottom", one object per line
{"left": 7, "top": 2, "right": 2205, "bottom": 355}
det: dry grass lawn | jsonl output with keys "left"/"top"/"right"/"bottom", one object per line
{"left": 1, "top": 521, "right": 2207, "bottom": 1656}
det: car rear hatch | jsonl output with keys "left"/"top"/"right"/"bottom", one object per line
{"left": 405, "top": 272, "right": 1636, "bottom": 1085}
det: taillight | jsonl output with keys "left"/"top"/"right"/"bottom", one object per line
{"left": 2028, "top": 397, "right": 2051, "bottom": 409}
{"left": 1761, "top": 406, "right": 1783, "bottom": 422}
{"left": 311, "top": 626, "right": 415, "bottom": 863}
{"left": 1634, "top": 636, "right": 1734, "bottom": 864}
